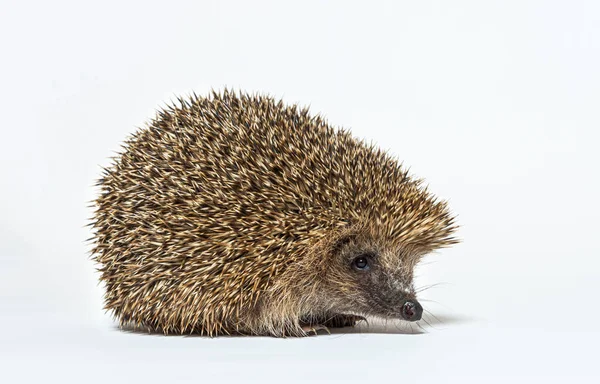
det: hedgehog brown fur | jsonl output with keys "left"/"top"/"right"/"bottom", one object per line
{"left": 90, "top": 89, "right": 458, "bottom": 337}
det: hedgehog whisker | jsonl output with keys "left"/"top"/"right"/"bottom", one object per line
{"left": 420, "top": 316, "right": 435, "bottom": 330}
{"left": 415, "top": 282, "right": 450, "bottom": 293}
{"left": 416, "top": 322, "right": 427, "bottom": 333}
{"left": 423, "top": 309, "right": 443, "bottom": 325}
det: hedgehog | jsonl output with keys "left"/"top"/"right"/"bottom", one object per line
{"left": 90, "top": 89, "right": 458, "bottom": 337}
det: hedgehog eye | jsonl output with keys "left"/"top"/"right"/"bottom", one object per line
{"left": 352, "top": 256, "right": 369, "bottom": 271}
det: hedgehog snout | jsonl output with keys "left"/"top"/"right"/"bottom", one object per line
{"left": 400, "top": 299, "right": 423, "bottom": 322}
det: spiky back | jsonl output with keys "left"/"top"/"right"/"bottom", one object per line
{"left": 91, "top": 90, "right": 456, "bottom": 334}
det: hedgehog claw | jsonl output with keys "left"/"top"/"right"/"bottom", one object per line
{"left": 301, "top": 324, "right": 330, "bottom": 336}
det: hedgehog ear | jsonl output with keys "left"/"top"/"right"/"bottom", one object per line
{"left": 331, "top": 233, "right": 356, "bottom": 254}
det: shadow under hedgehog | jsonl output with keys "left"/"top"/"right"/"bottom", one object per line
{"left": 90, "top": 89, "right": 458, "bottom": 337}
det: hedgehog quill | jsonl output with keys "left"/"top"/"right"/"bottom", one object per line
{"left": 90, "top": 90, "right": 458, "bottom": 337}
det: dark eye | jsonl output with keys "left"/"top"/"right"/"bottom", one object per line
{"left": 353, "top": 256, "right": 369, "bottom": 271}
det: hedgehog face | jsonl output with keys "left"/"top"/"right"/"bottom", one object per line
{"left": 326, "top": 232, "right": 423, "bottom": 322}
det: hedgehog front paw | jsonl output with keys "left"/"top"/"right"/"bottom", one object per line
{"left": 322, "top": 314, "right": 366, "bottom": 328}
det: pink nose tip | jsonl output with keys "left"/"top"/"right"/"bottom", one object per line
{"left": 401, "top": 300, "right": 423, "bottom": 321}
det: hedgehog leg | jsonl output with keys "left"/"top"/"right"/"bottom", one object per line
{"left": 321, "top": 314, "right": 366, "bottom": 328}
{"left": 299, "top": 314, "right": 365, "bottom": 333}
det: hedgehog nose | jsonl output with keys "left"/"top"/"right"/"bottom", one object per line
{"left": 401, "top": 300, "right": 423, "bottom": 322}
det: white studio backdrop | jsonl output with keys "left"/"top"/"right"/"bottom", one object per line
{"left": 0, "top": 1, "right": 599, "bottom": 383}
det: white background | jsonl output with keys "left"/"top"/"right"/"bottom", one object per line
{"left": 1, "top": 0, "right": 599, "bottom": 382}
